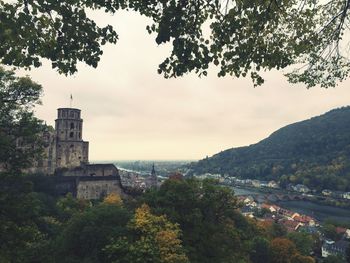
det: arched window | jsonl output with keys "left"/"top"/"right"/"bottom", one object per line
{"left": 69, "top": 132, "right": 74, "bottom": 138}
{"left": 70, "top": 122, "right": 74, "bottom": 129}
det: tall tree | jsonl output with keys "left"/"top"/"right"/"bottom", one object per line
{"left": 105, "top": 203, "right": 189, "bottom": 263}
{"left": 55, "top": 203, "right": 131, "bottom": 263}
{"left": 0, "top": 67, "right": 48, "bottom": 262}
{"left": 287, "top": 232, "right": 314, "bottom": 256}
{"left": 143, "top": 178, "right": 256, "bottom": 263}
{"left": 0, "top": 67, "right": 44, "bottom": 173}
{"left": 270, "top": 238, "right": 297, "bottom": 263}
{"left": 249, "top": 236, "right": 271, "bottom": 263}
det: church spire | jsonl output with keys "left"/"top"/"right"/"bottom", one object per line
{"left": 151, "top": 163, "right": 156, "bottom": 176}
{"left": 147, "top": 163, "right": 157, "bottom": 188}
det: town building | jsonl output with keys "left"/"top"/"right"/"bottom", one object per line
{"left": 268, "top": 180, "right": 279, "bottom": 188}
{"left": 293, "top": 184, "right": 310, "bottom": 193}
{"left": 346, "top": 229, "right": 350, "bottom": 239}
{"left": 322, "top": 189, "right": 332, "bottom": 196}
{"left": 322, "top": 240, "right": 350, "bottom": 258}
{"left": 343, "top": 192, "right": 350, "bottom": 199}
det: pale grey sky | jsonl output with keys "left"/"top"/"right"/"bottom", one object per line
{"left": 17, "top": 10, "right": 350, "bottom": 161}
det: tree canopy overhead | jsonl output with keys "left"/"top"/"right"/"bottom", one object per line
{"left": 1, "top": 0, "right": 350, "bottom": 87}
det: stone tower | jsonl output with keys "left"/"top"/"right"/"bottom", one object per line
{"left": 55, "top": 108, "right": 89, "bottom": 168}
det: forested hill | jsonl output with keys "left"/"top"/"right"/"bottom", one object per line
{"left": 189, "top": 106, "right": 350, "bottom": 191}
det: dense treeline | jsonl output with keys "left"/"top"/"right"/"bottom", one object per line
{"left": 1, "top": 175, "right": 323, "bottom": 263}
{"left": 189, "top": 107, "right": 350, "bottom": 191}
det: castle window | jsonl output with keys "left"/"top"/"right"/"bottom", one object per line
{"left": 69, "top": 132, "right": 74, "bottom": 138}
{"left": 70, "top": 123, "right": 74, "bottom": 129}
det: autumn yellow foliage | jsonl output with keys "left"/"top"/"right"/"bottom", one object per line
{"left": 131, "top": 204, "right": 189, "bottom": 263}
{"left": 103, "top": 193, "right": 123, "bottom": 206}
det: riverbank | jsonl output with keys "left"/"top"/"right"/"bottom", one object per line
{"left": 276, "top": 200, "right": 350, "bottom": 223}
{"left": 232, "top": 186, "right": 350, "bottom": 223}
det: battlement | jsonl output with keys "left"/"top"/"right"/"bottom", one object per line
{"left": 56, "top": 108, "right": 81, "bottom": 120}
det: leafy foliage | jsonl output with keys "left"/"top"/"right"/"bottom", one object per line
{"left": 0, "top": 68, "right": 50, "bottom": 262}
{"left": 0, "top": 0, "right": 118, "bottom": 74}
{"left": 0, "top": 66, "right": 44, "bottom": 173}
{"left": 270, "top": 238, "right": 297, "bottom": 263}
{"left": 249, "top": 236, "right": 271, "bottom": 263}
{"left": 143, "top": 178, "right": 257, "bottom": 263}
{"left": 103, "top": 193, "right": 123, "bottom": 206}
{"left": 287, "top": 232, "right": 314, "bottom": 256}
{"left": 1, "top": 0, "right": 350, "bottom": 86}
{"left": 55, "top": 204, "right": 131, "bottom": 263}
{"left": 290, "top": 254, "right": 315, "bottom": 263}
{"left": 105, "top": 203, "right": 189, "bottom": 263}
{"left": 190, "top": 106, "right": 350, "bottom": 191}
{"left": 0, "top": 176, "right": 48, "bottom": 262}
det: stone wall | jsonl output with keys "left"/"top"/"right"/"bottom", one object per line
{"left": 25, "top": 129, "right": 57, "bottom": 175}
{"left": 76, "top": 177, "right": 125, "bottom": 199}
{"left": 54, "top": 176, "right": 78, "bottom": 197}
{"left": 56, "top": 141, "right": 87, "bottom": 169}
{"left": 42, "top": 176, "right": 126, "bottom": 200}
{"left": 52, "top": 164, "right": 127, "bottom": 200}
{"left": 55, "top": 164, "right": 118, "bottom": 177}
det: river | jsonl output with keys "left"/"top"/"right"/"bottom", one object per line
{"left": 232, "top": 186, "right": 263, "bottom": 196}
{"left": 232, "top": 186, "right": 350, "bottom": 223}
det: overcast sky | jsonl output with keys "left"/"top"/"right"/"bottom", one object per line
{"left": 17, "top": 10, "right": 350, "bottom": 161}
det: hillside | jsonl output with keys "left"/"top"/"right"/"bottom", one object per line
{"left": 189, "top": 106, "right": 350, "bottom": 191}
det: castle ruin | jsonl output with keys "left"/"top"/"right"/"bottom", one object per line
{"left": 55, "top": 108, "right": 89, "bottom": 169}
{"left": 29, "top": 108, "right": 127, "bottom": 200}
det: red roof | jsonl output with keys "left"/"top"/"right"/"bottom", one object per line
{"left": 336, "top": 227, "right": 347, "bottom": 234}
{"left": 261, "top": 203, "right": 271, "bottom": 209}
{"left": 293, "top": 215, "right": 314, "bottom": 224}
{"left": 279, "top": 219, "right": 301, "bottom": 232}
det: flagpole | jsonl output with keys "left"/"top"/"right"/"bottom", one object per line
{"left": 70, "top": 94, "right": 73, "bottom": 108}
